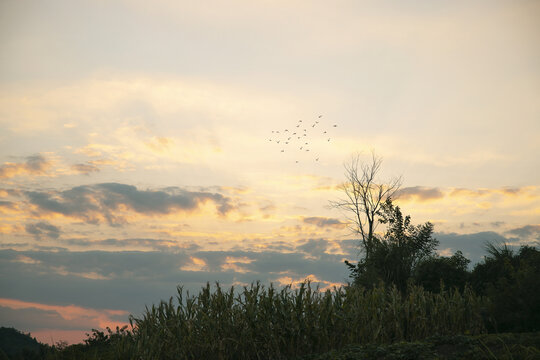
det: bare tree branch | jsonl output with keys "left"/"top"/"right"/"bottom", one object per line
{"left": 330, "top": 151, "right": 402, "bottom": 259}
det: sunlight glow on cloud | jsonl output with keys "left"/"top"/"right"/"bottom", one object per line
{"left": 0, "top": 155, "right": 51, "bottom": 179}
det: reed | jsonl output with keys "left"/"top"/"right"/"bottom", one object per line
{"left": 127, "top": 282, "right": 486, "bottom": 359}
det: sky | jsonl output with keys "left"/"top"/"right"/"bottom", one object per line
{"left": 1, "top": 0, "right": 539, "bottom": 345}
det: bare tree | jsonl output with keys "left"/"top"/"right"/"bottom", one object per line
{"left": 331, "top": 152, "right": 402, "bottom": 259}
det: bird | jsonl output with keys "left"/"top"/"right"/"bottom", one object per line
{"left": 304, "top": 129, "right": 307, "bottom": 132}
{"left": 333, "top": 125, "right": 337, "bottom": 127}
{"left": 316, "top": 158, "right": 319, "bottom": 161}
{"left": 299, "top": 120, "right": 302, "bottom": 122}
{"left": 323, "top": 131, "right": 327, "bottom": 134}
{"left": 306, "top": 149, "right": 310, "bottom": 152}
{"left": 305, "top": 142, "right": 308, "bottom": 145}
{"left": 296, "top": 160, "right": 299, "bottom": 163}
{"left": 277, "top": 140, "right": 280, "bottom": 143}
{"left": 318, "top": 115, "right": 322, "bottom": 118}
{"left": 327, "top": 138, "right": 331, "bottom": 141}
{"left": 312, "top": 124, "right": 316, "bottom": 127}
{"left": 281, "top": 149, "right": 284, "bottom": 152}
{"left": 296, "top": 124, "right": 300, "bottom": 128}
{"left": 284, "top": 129, "right": 289, "bottom": 132}
{"left": 288, "top": 137, "right": 291, "bottom": 140}
{"left": 272, "top": 131, "right": 275, "bottom": 133}
{"left": 292, "top": 132, "right": 296, "bottom": 135}
{"left": 300, "top": 146, "right": 303, "bottom": 150}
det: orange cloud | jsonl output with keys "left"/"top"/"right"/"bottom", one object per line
{"left": 180, "top": 256, "right": 207, "bottom": 271}
{"left": 0, "top": 155, "right": 51, "bottom": 179}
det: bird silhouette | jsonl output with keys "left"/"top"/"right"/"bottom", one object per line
{"left": 333, "top": 125, "right": 337, "bottom": 127}
{"left": 318, "top": 115, "right": 322, "bottom": 118}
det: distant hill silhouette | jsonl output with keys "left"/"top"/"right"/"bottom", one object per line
{"left": 0, "top": 327, "right": 42, "bottom": 359}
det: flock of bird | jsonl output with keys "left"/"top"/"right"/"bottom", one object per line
{"left": 268, "top": 115, "right": 337, "bottom": 163}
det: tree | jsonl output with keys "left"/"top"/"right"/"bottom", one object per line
{"left": 414, "top": 250, "right": 470, "bottom": 293}
{"left": 330, "top": 152, "right": 401, "bottom": 260}
{"left": 471, "top": 243, "right": 540, "bottom": 332}
{"left": 351, "top": 199, "right": 438, "bottom": 292}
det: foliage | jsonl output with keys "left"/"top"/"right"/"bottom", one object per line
{"left": 346, "top": 199, "right": 438, "bottom": 293}
{"left": 0, "top": 327, "right": 43, "bottom": 359}
{"left": 414, "top": 251, "right": 471, "bottom": 293}
{"left": 127, "top": 281, "right": 485, "bottom": 359}
{"left": 471, "top": 244, "right": 540, "bottom": 333}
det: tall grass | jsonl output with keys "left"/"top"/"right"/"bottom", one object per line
{"left": 127, "top": 282, "right": 486, "bottom": 360}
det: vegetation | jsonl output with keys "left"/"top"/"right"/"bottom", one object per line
{"left": 126, "top": 282, "right": 484, "bottom": 359}
{"left": 346, "top": 198, "right": 438, "bottom": 293}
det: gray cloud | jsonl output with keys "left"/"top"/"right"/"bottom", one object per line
{"left": 25, "top": 222, "right": 61, "bottom": 240}
{"left": 506, "top": 225, "right": 540, "bottom": 241}
{"left": 396, "top": 186, "right": 444, "bottom": 202}
{"left": 0, "top": 154, "right": 50, "bottom": 179}
{"left": 71, "top": 163, "right": 100, "bottom": 175}
{"left": 0, "top": 200, "right": 15, "bottom": 209}
{"left": 297, "top": 239, "right": 329, "bottom": 256}
{"left": 25, "top": 183, "right": 235, "bottom": 225}
{"left": 0, "top": 247, "right": 350, "bottom": 316}
{"left": 0, "top": 306, "right": 94, "bottom": 332}
{"left": 64, "top": 237, "right": 200, "bottom": 252}
{"left": 302, "top": 216, "right": 346, "bottom": 228}
{"left": 435, "top": 231, "right": 512, "bottom": 265}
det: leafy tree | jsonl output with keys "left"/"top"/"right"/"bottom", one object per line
{"left": 347, "top": 199, "right": 438, "bottom": 293}
{"left": 414, "top": 251, "right": 470, "bottom": 293}
{"left": 471, "top": 243, "right": 540, "bottom": 332}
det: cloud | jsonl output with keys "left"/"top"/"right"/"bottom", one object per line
{"left": 0, "top": 200, "right": 16, "bottom": 209}
{"left": 0, "top": 299, "right": 128, "bottom": 333}
{"left": 396, "top": 186, "right": 444, "bottom": 202}
{"left": 0, "top": 248, "right": 350, "bottom": 315}
{"left": 71, "top": 163, "right": 100, "bottom": 175}
{"left": 297, "top": 239, "right": 329, "bottom": 256}
{"left": 25, "top": 183, "right": 235, "bottom": 225}
{"left": 0, "top": 155, "right": 51, "bottom": 179}
{"left": 25, "top": 222, "right": 61, "bottom": 240}
{"left": 449, "top": 187, "right": 527, "bottom": 198}
{"left": 64, "top": 238, "right": 200, "bottom": 252}
{"left": 435, "top": 231, "right": 512, "bottom": 265}
{"left": 302, "top": 216, "right": 346, "bottom": 228}
{"left": 506, "top": 225, "right": 540, "bottom": 242}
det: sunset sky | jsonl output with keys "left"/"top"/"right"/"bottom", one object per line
{"left": 1, "top": 0, "right": 539, "bottom": 345}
